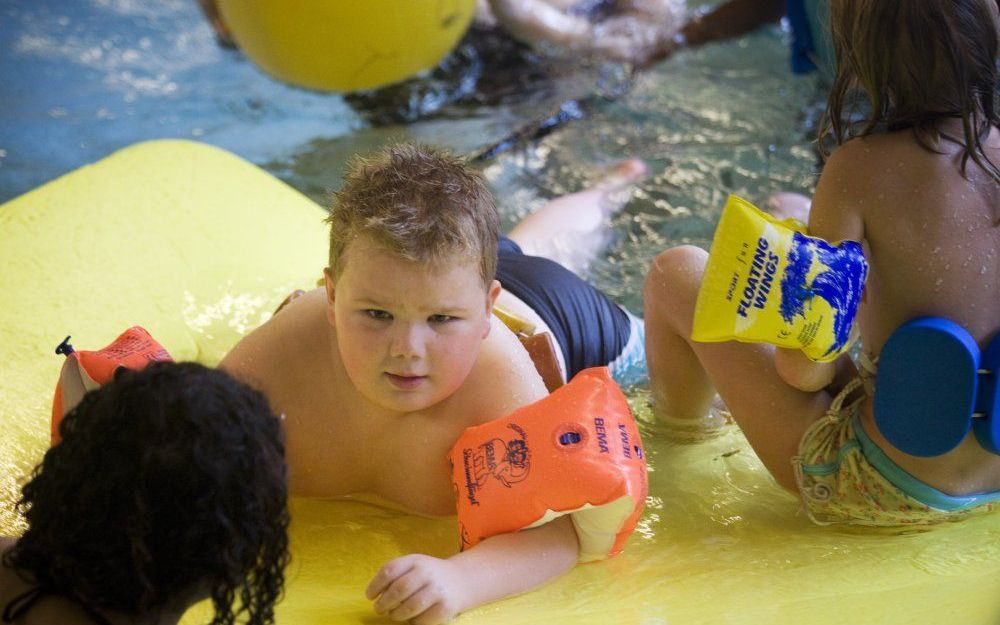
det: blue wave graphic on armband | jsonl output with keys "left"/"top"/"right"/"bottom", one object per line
{"left": 779, "top": 233, "right": 868, "bottom": 356}
{"left": 780, "top": 234, "right": 815, "bottom": 322}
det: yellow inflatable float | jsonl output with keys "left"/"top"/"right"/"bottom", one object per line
{"left": 2, "top": 141, "right": 1000, "bottom": 624}
{"left": 216, "top": 0, "right": 476, "bottom": 91}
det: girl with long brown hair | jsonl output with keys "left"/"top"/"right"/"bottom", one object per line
{"left": 644, "top": 0, "right": 1000, "bottom": 526}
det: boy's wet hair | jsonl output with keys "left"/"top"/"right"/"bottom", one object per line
{"left": 326, "top": 143, "right": 501, "bottom": 287}
{"left": 3, "top": 362, "right": 289, "bottom": 625}
{"left": 822, "top": 0, "right": 1000, "bottom": 183}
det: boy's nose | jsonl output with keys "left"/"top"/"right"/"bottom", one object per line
{"left": 389, "top": 324, "right": 427, "bottom": 359}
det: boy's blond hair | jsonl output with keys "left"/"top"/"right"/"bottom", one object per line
{"left": 326, "top": 143, "right": 500, "bottom": 287}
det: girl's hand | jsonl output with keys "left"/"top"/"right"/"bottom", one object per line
{"left": 367, "top": 554, "right": 469, "bottom": 625}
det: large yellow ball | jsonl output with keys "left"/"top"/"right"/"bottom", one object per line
{"left": 217, "top": 0, "right": 476, "bottom": 92}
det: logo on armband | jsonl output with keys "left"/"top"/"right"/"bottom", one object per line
{"left": 461, "top": 423, "right": 531, "bottom": 506}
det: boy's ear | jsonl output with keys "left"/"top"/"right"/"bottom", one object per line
{"left": 483, "top": 279, "right": 502, "bottom": 338}
{"left": 324, "top": 267, "right": 337, "bottom": 326}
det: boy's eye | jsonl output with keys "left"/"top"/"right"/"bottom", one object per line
{"left": 428, "top": 314, "right": 456, "bottom": 324}
{"left": 364, "top": 309, "right": 392, "bottom": 321}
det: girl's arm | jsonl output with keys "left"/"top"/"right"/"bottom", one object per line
{"left": 775, "top": 143, "right": 867, "bottom": 392}
{"left": 367, "top": 515, "right": 579, "bottom": 625}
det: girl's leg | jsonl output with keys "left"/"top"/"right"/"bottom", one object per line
{"left": 507, "top": 159, "right": 647, "bottom": 275}
{"left": 644, "top": 245, "right": 833, "bottom": 490}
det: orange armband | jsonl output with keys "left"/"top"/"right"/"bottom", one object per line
{"left": 51, "top": 326, "right": 172, "bottom": 444}
{"left": 449, "top": 367, "right": 648, "bottom": 562}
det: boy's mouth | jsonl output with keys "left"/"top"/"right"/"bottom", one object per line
{"left": 384, "top": 372, "right": 428, "bottom": 390}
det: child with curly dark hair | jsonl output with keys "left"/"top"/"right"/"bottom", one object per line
{"left": 0, "top": 361, "right": 290, "bottom": 625}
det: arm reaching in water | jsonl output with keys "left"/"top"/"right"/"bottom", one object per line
{"left": 641, "top": 0, "right": 785, "bottom": 67}
{"left": 367, "top": 515, "right": 579, "bottom": 624}
{"left": 488, "top": 0, "right": 682, "bottom": 64}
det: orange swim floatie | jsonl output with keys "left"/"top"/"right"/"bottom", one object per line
{"left": 50, "top": 326, "right": 172, "bottom": 444}
{"left": 449, "top": 367, "right": 648, "bottom": 562}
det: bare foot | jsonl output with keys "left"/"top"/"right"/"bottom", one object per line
{"left": 656, "top": 409, "right": 731, "bottom": 443}
{"left": 506, "top": 158, "right": 648, "bottom": 276}
{"left": 595, "top": 158, "right": 649, "bottom": 217}
{"left": 654, "top": 393, "right": 733, "bottom": 443}
{"left": 598, "top": 158, "right": 650, "bottom": 189}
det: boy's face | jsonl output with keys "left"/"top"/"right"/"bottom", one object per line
{"left": 326, "top": 236, "right": 500, "bottom": 414}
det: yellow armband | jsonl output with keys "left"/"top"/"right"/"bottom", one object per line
{"left": 692, "top": 195, "right": 867, "bottom": 362}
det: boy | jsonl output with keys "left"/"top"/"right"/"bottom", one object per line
{"left": 221, "top": 143, "right": 645, "bottom": 624}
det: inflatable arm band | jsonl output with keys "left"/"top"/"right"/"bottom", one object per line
{"left": 692, "top": 195, "right": 868, "bottom": 362}
{"left": 51, "top": 326, "right": 172, "bottom": 444}
{"left": 449, "top": 367, "right": 648, "bottom": 562}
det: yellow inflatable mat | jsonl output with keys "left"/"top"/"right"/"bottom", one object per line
{"left": 1, "top": 140, "right": 999, "bottom": 624}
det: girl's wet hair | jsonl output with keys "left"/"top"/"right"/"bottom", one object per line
{"left": 821, "top": 0, "right": 1000, "bottom": 183}
{"left": 3, "top": 362, "right": 290, "bottom": 625}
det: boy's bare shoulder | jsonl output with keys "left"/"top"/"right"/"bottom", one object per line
{"left": 458, "top": 318, "right": 549, "bottom": 426}
{"left": 219, "top": 289, "right": 331, "bottom": 409}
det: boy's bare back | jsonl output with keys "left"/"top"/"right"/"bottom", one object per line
{"left": 220, "top": 287, "right": 546, "bottom": 517}
{"left": 811, "top": 121, "right": 1000, "bottom": 494}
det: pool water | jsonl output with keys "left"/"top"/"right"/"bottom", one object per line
{"left": 6, "top": 2, "right": 999, "bottom": 625}
{"left": 1, "top": 0, "right": 830, "bottom": 337}
{"left": 0, "top": 0, "right": 823, "bottom": 314}
{"left": 1, "top": 0, "right": 822, "bottom": 269}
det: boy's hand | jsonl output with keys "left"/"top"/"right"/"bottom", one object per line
{"left": 366, "top": 554, "right": 468, "bottom": 624}
{"left": 367, "top": 516, "right": 579, "bottom": 623}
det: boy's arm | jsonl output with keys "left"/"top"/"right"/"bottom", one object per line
{"left": 218, "top": 326, "right": 273, "bottom": 395}
{"left": 775, "top": 143, "right": 868, "bottom": 392}
{"left": 365, "top": 325, "right": 572, "bottom": 624}
{"left": 367, "top": 515, "right": 579, "bottom": 625}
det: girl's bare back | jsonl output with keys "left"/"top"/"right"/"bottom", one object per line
{"left": 824, "top": 122, "right": 1000, "bottom": 494}
{"left": 841, "top": 123, "right": 999, "bottom": 353}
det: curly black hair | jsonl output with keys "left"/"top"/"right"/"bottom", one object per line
{"left": 2, "top": 361, "right": 290, "bottom": 625}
